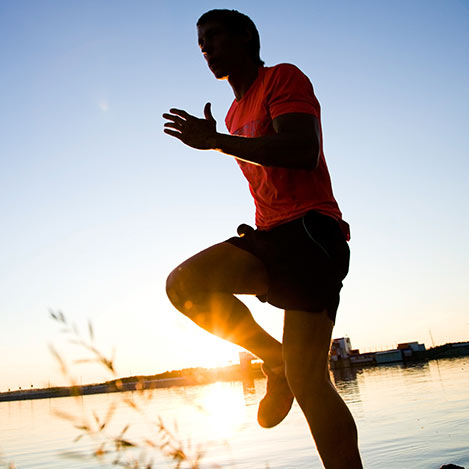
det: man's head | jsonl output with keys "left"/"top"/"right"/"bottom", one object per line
{"left": 197, "top": 9, "right": 264, "bottom": 79}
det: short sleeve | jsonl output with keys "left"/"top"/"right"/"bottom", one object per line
{"left": 266, "top": 64, "right": 320, "bottom": 120}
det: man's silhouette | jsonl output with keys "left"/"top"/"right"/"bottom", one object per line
{"left": 163, "top": 9, "right": 362, "bottom": 468}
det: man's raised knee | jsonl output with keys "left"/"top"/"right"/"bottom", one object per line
{"left": 166, "top": 266, "right": 204, "bottom": 318}
{"left": 166, "top": 267, "right": 187, "bottom": 311}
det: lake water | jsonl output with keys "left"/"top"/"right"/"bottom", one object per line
{"left": 1, "top": 357, "right": 468, "bottom": 468}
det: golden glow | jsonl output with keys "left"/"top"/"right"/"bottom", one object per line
{"left": 195, "top": 382, "right": 246, "bottom": 439}
{"left": 184, "top": 332, "right": 240, "bottom": 369}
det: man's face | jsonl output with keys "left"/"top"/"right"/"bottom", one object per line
{"left": 197, "top": 21, "right": 247, "bottom": 79}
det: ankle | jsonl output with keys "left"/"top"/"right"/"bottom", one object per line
{"left": 262, "top": 353, "right": 284, "bottom": 371}
{"left": 263, "top": 362, "right": 285, "bottom": 375}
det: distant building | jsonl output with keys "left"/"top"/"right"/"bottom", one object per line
{"left": 397, "top": 341, "right": 426, "bottom": 358}
{"left": 330, "top": 337, "right": 427, "bottom": 369}
{"left": 330, "top": 337, "right": 352, "bottom": 361}
{"left": 375, "top": 350, "right": 403, "bottom": 364}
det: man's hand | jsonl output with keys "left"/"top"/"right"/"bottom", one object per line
{"left": 162, "top": 103, "right": 217, "bottom": 150}
{"left": 164, "top": 104, "right": 319, "bottom": 169}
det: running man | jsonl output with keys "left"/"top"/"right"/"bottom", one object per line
{"left": 163, "top": 9, "right": 362, "bottom": 468}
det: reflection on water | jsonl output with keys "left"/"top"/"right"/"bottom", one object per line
{"left": 190, "top": 382, "right": 247, "bottom": 440}
{"left": 331, "top": 366, "right": 362, "bottom": 407}
{"left": 241, "top": 376, "right": 258, "bottom": 406}
{"left": 0, "top": 358, "right": 468, "bottom": 468}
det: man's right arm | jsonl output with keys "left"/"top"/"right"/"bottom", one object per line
{"left": 163, "top": 104, "right": 320, "bottom": 170}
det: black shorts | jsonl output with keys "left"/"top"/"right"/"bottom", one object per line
{"left": 225, "top": 210, "right": 350, "bottom": 323}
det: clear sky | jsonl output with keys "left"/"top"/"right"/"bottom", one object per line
{"left": 1, "top": 0, "right": 468, "bottom": 391}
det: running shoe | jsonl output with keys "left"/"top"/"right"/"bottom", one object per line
{"left": 257, "top": 363, "right": 294, "bottom": 428}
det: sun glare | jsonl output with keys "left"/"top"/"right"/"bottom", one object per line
{"left": 186, "top": 333, "right": 241, "bottom": 369}
{"left": 196, "top": 382, "right": 246, "bottom": 439}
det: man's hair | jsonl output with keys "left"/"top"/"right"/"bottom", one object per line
{"left": 197, "top": 9, "right": 264, "bottom": 66}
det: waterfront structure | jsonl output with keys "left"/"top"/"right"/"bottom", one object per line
{"left": 330, "top": 337, "right": 427, "bottom": 369}
{"left": 2, "top": 341, "right": 468, "bottom": 402}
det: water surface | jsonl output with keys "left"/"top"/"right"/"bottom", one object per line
{"left": 1, "top": 357, "right": 468, "bottom": 468}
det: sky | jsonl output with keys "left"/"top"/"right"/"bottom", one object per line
{"left": 0, "top": 0, "right": 468, "bottom": 391}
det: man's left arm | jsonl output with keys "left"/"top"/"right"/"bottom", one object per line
{"left": 163, "top": 103, "right": 320, "bottom": 170}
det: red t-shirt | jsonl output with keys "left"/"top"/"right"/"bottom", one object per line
{"left": 225, "top": 63, "right": 350, "bottom": 240}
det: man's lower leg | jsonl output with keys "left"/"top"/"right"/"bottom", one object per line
{"left": 295, "top": 377, "right": 362, "bottom": 468}
{"left": 170, "top": 289, "right": 295, "bottom": 428}
{"left": 171, "top": 289, "right": 283, "bottom": 367}
{"left": 283, "top": 309, "right": 362, "bottom": 468}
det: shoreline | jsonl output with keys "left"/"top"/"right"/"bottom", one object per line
{"left": 0, "top": 364, "right": 264, "bottom": 403}
{"left": 2, "top": 342, "right": 468, "bottom": 403}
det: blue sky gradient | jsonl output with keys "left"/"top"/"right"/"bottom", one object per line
{"left": 1, "top": 0, "right": 468, "bottom": 390}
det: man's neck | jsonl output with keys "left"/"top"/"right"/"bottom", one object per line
{"left": 228, "top": 61, "right": 261, "bottom": 101}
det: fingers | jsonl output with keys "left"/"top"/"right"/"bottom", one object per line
{"left": 162, "top": 113, "right": 185, "bottom": 125}
{"left": 163, "top": 128, "right": 183, "bottom": 140}
{"left": 162, "top": 105, "right": 217, "bottom": 148}
{"left": 163, "top": 114, "right": 184, "bottom": 136}
{"left": 162, "top": 105, "right": 215, "bottom": 125}
{"left": 163, "top": 121, "right": 182, "bottom": 132}
{"left": 169, "top": 108, "right": 191, "bottom": 119}
{"left": 162, "top": 109, "right": 192, "bottom": 133}
{"left": 204, "top": 102, "right": 215, "bottom": 122}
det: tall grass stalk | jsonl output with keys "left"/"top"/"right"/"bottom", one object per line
{"left": 49, "top": 310, "right": 216, "bottom": 469}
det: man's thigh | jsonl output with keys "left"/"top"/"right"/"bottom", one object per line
{"left": 168, "top": 241, "right": 269, "bottom": 296}
{"left": 283, "top": 309, "right": 334, "bottom": 378}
